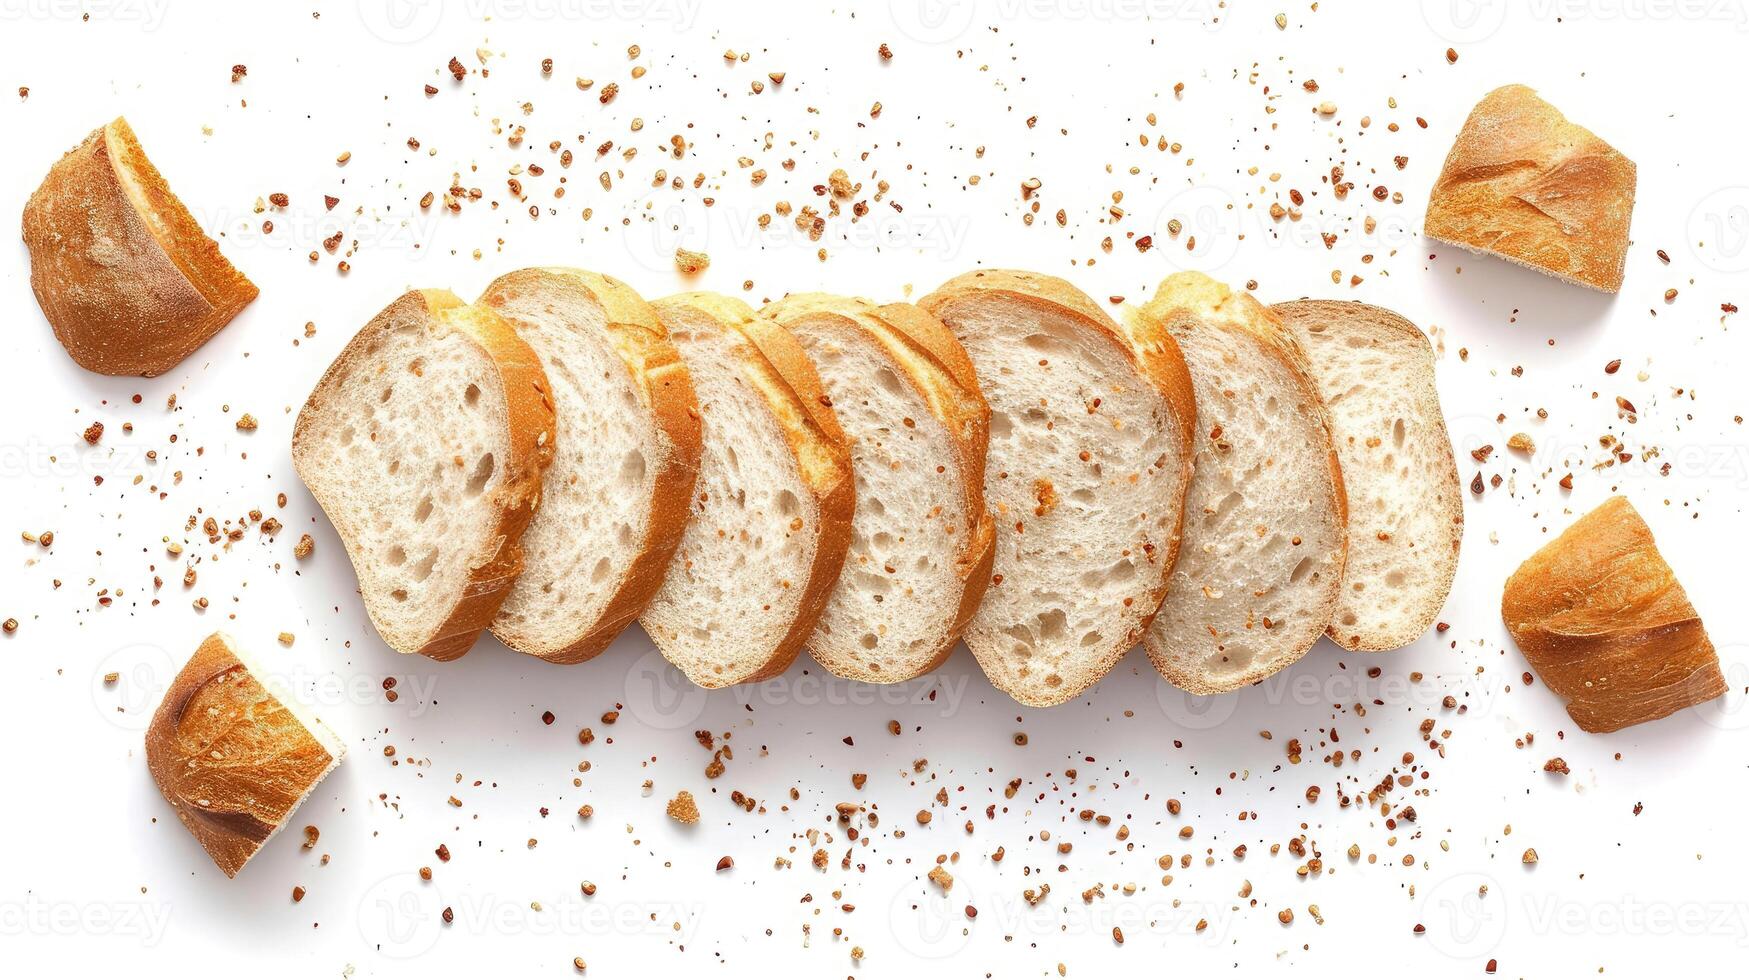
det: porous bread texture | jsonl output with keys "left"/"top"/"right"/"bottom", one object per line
{"left": 769, "top": 293, "right": 993, "bottom": 683}
{"left": 293, "top": 289, "right": 552, "bottom": 660}
{"left": 1137, "top": 273, "right": 1347, "bottom": 694}
{"left": 640, "top": 294, "right": 853, "bottom": 688}
{"left": 145, "top": 633, "right": 345, "bottom": 878}
{"left": 920, "top": 271, "right": 1196, "bottom": 707}
{"left": 1424, "top": 84, "right": 1636, "bottom": 292}
{"left": 1273, "top": 300, "right": 1464, "bottom": 652}
{"left": 481, "top": 268, "right": 701, "bottom": 664}
{"left": 22, "top": 117, "right": 257, "bottom": 376}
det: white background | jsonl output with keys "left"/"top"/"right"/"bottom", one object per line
{"left": 2, "top": 1, "right": 1748, "bottom": 977}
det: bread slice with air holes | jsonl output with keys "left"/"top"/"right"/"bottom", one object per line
{"left": 1272, "top": 299, "right": 1463, "bottom": 652}
{"left": 479, "top": 268, "right": 702, "bottom": 665}
{"left": 919, "top": 270, "right": 1197, "bottom": 707}
{"left": 292, "top": 289, "right": 556, "bottom": 660}
{"left": 764, "top": 293, "right": 996, "bottom": 683}
{"left": 1133, "top": 273, "right": 1347, "bottom": 694}
{"left": 639, "top": 293, "right": 855, "bottom": 687}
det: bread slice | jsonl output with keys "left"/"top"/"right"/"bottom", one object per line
{"left": 639, "top": 293, "right": 854, "bottom": 687}
{"left": 918, "top": 270, "right": 1197, "bottom": 707}
{"left": 1133, "top": 274, "right": 1347, "bottom": 694}
{"left": 765, "top": 293, "right": 995, "bottom": 682}
{"left": 145, "top": 633, "right": 346, "bottom": 878}
{"left": 1503, "top": 496, "right": 1725, "bottom": 733}
{"left": 479, "top": 268, "right": 703, "bottom": 664}
{"left": 1425, "top": 84, "right": 1636, "bottom": 292}
{"left": 22, "top": 117, "right": 258, "bottom": 376}
{"left": 293, "top": 289, "right": 556, "bottom": 660}
{"left": 1273, "top": 300, "right": 1464, "bottom": 652}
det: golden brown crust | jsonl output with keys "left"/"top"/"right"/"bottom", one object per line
{"left": 22, "top": 117, "right": 258, "bottom": 376}
{"left": 144, "top": 633, "right": 341, "bottom": 878}
{"left": 763, "top": 293, "right": 995, "bottom": 680}
{"left": 1425, "top": 85, "right": 1636, "bottom": 293}
{"left": 652, "top": 293, "right": 856, "bottom": 685}
{"left": 1272, "top": 299, "right": 1464, "bottom": 652}
{"left": 479, "top": 268, "right": 702, "bottom": 664}
{"left": 1502, "top": 496, "right": 1725, "bottom": 733}
{"left": 292, "top": 289, "right": 557, "bottom": 662}
{"left": 1134, "top": 274, "right": 1348, "bottom": 693}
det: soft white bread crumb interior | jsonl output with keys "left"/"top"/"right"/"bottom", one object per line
{"left": 1274, "top": 300, "right": 1463, "bottom": 652}
{"left": 639, "top": 300, "right": 823, "bottom": 687}
{"left": 932, "top": 289, "right": 1187, "bottom": 706}
{"left": 295, "top": 297, "right": 518, "bottom": 654}
{"left": 1138, "top": 274, "right": 1347, "bottom": 694}
{"left": 783, "top": 305, "right": 973, "bottom": 681}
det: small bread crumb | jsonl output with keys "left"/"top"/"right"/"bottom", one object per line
{"left": 667, "top": 790, "right": 699, "bottom": 824}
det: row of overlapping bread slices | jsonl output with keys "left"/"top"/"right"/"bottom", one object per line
{"left": 291, "top": 267, "right": 1463, "bottom": 707}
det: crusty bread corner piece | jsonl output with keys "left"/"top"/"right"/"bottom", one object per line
{"left": 1273, "top": 300, "right": 1463, "bottom": 652}
{"left": 21, "top": 117, "right": 258, "bottom": 377}
{"left": 919, "top": 270, "right": 1197, "bottom": 707}
{"left": 765, "top": 293, "right": 996, "bottom": 683}
{"left": 640, "top": 293, "right": 853, "bottom": 687}
{"left": 1425, "top": 84, "right": 1636, "bottom": 293}
{"left": 480, "top": 268, "right": 702, "bottom": 665}
{"left": 292, "top": 288, "right": 556, "bottom": 661}
{"left": 1134, "top": 273, "right": 1347, "bottom": 695}
{"left": 1503, "top": 496, "right": 1726, "bottom": 733}
{"left": 145, "top": 633, "right": 346, "bottom": 878}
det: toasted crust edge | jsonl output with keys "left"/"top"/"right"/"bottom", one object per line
{"left": 919, "top": 269, "right": 1198, "bottom": 707}
{"left": 292, "top": 288, "right": 557, "bottom": 661}
{"left": 764, "top": 293, "right": 995, "bottom": 681}
{"left": 479, "top": 268, "right": 702, "bottom": 665}
{"left": 144, "top": 633, "right": 342, "bottom": 878}
{"left": 1424, "top": 84, "right": 1636, "bottom": 293}
{"left": 22, "top": 117, "right": 257, "bottom": 377}
{"left": 647, "top": 293, "right": 855, "bottom": 687}
{"left": 1132, "top": 277, "right": 1348, "bottom": 694}
{"left": 1502, "top": 496, "right": 1725, "bottom": 733}
{"left": 1272, "top": 299, "right": 1465, "bottom": 652}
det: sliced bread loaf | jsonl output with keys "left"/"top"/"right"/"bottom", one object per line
{"left": 1273, "top": 300, "right": 1463, "bottom": 651}
{"left": 1135, "top": 274, "right": 1347, "bottom": 694}
{"left": 640, "top": 293, "right": 855, "bottom": 687}
{"left": 479, "top": 268, "right": 702, "bottom": 664}
{"left": 292, "top": 289, "right": 556, "bottom": 660}
{"left": 919, "top": 270, "right": 1197, "bottom": 707}
{"left": 765, "top": 293, "right": 995, "bottom": 682}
